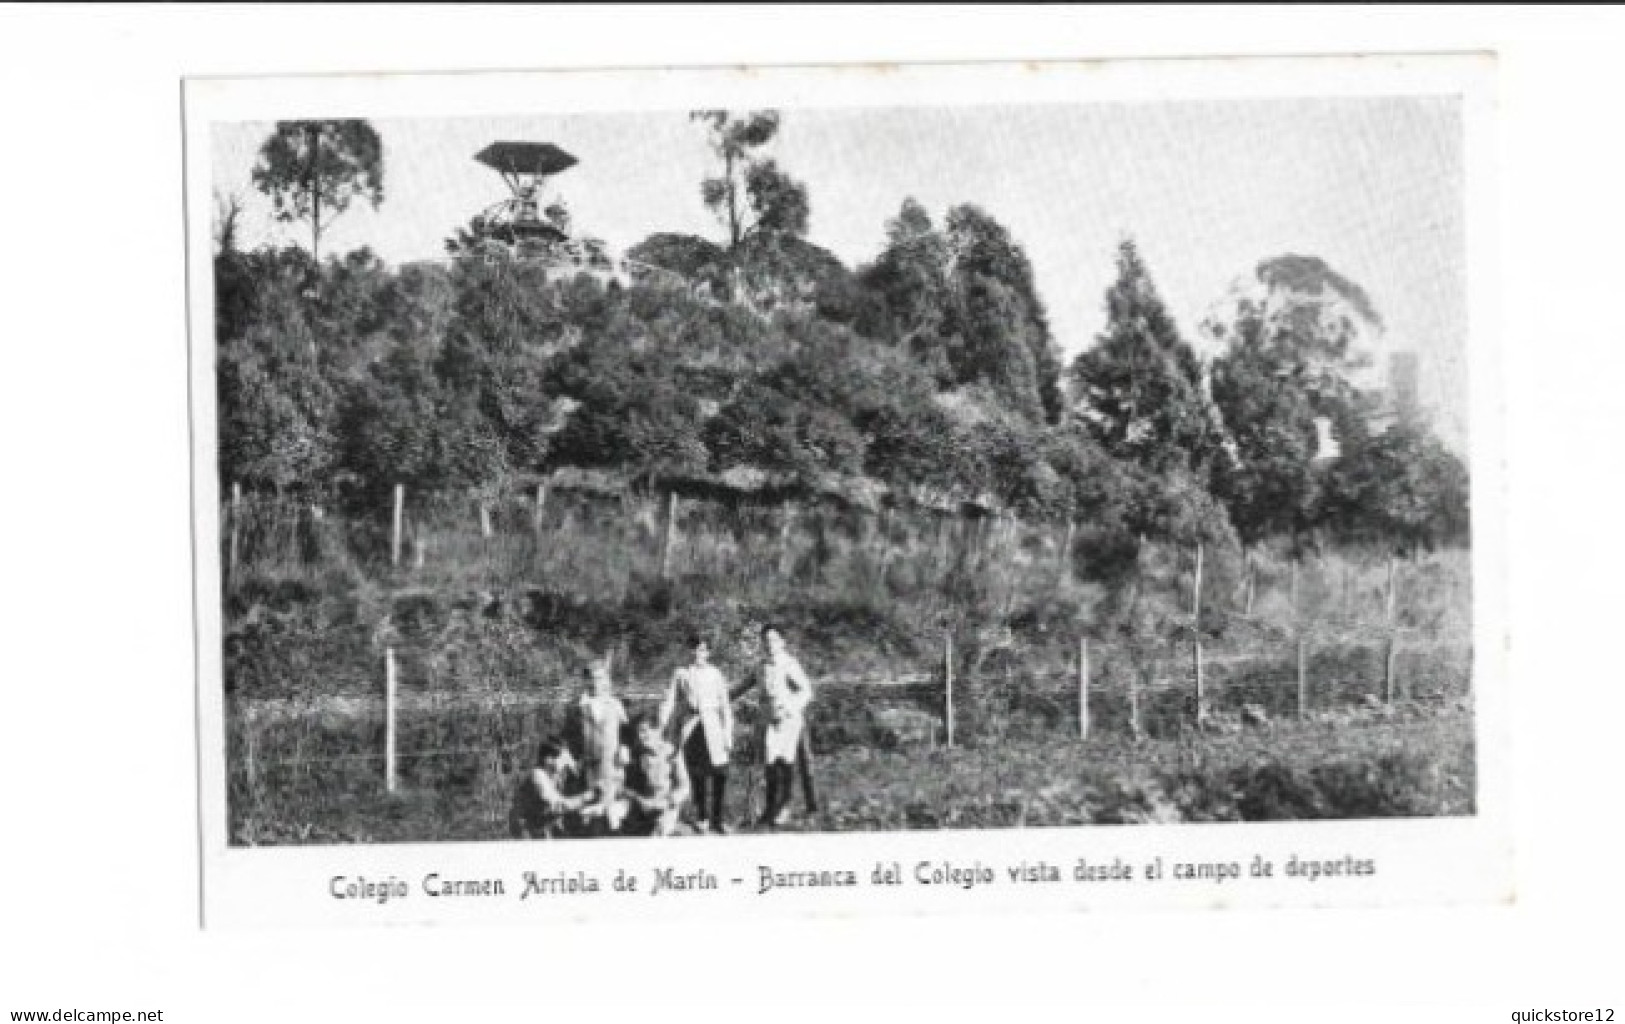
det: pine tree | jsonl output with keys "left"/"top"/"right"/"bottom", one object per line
{"left": 1071, "top": 238, "right": 1222, "bottom": 477}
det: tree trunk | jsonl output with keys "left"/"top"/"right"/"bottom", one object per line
{"left": 725, "top": 151, "right": 742, "bottom": 252}
{"left": 306, "top": 123, "right": 323, "bottom": 263}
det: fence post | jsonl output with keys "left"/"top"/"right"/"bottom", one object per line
{"left": 479, "top": 500, "right": 493, "bottom": 539}
{"left": 1384, "top": 636, "right": 1399, "bottom": 705}
{"left": 533, "top": 482, "right": 548, "bottom": 538}
{"left": 944, "top": 634, "right": 955, "bottom": 749}
{"left": 1058, "top": 521, "right": 1076, "bottom": 585}
{"left": 228, "top": 482, "right": 242, "bottom": 580}
{"left": 244, "top": 717, "right": 257, "bottom": 791}
{"left": 658, "top": 491, "right": 680, "bottom": 579}
{"left": 1077, "top": 637, "right": 1090, "bottom": 740}
{"left": 1296, "top": 638, "right": 1308, "bottom": 717}
{"left": 385, "top": 646, "right": 398, "bottom": 793}
{"left": 1243, "top": 547, "right": 1256, "bottom": 616}
{"left": 1191, "top": 542, "right": 1204, "bottom": 623}
{"left": 1128, "top": 663, "right": 1143, "bottom": 740}
{"left": 391, "top": 483, "right": 405, "bottom": 568}
{"left": 1386, "top": 554, "right": 1399, "bottom": 624}
{"left": 777, "top": 500, "right": 797, "bottom": 579}
{"left": 1192, "top": 639, "right": 1206, "bottom": 724}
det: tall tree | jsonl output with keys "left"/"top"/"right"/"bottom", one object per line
{"left": 1207, "top": 341, "right": 1323, "bottom": 545}
{"left": 252, "top": 120, "right": 385, "bottom": 261}
{"left": 1203, "top": 254, "right": 1388, "bottom": 545}
{"left": 944, "top": 204, "right": 1064, "bottom": 422}
{"left": 1071, "top": 238, "right": 1222, "bottom": 476}
{"left": 858, "top": 200, "right": 1062, "bottom": 423}
{"left": 690, "top": 110, "right": 809, "bottom": 254}
{"left": 857, "top": 198, "right": 953, "bottom": 356}
{"left": 1202, "top": 254, "right": 1383, "bottom": 412}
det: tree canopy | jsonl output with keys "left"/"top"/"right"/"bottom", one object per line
{"left": 251, "top": 120, "right": 385, "bottom": 262}
{"left": 216, "top": 112, "right": 1468, "bottom": 564}
{"left": 1071, "top": 238, "right": 1223, "bottom": 478}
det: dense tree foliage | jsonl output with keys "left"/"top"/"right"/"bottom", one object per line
{"left": 1318, "top": 420, "right": 1470, "bottom": 552}
{"left": 1071, "top": 238, "right": 1223, "bottom": 478}
{"left": 855, "top": 199, "right": 1063, "bottom": 425}
{"left": 1208, "top": 337, "right": 1324, "bottom": 545}
{"left": 1200, "top": 252, "right": 1466, "bottom": 551}
{"left": 215, "top": 113, "right": 1468, "bottom": 566}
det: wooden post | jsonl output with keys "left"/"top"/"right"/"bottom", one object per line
{"left": 777, "top": 499, "right": 796, "bottom": 578}
{"left": 1128, "top": 664, "right": 1143, "bottom": 740}
{"left": 944, "top": 634, "right": 955, "bottom": 749}
{"left": 1191, "top": 542, "right": 1205, "bottom": 623}
{"left": 385, "top": 647, "right": 398, "bottom": 793}
{"left": 1058, "top": 521, "right": 1076, "bottom": 585}
{"left": 244, "top": 719, "right": 257, "bottom": 791}
{"left": 658, "top": 491, "right": 679, "bottom": 579}
{"left": 1384, "top": 636, "right": 1399, "bottom": 704}
{"left": 391, "top": 483, "right": 405, "bottom": 568}
{"left": 1191, "top": 541, "right": 1206, "bottom": 724}
{"left": 1077, "top": 638, "right": 1091, "bottom": 740}
{"left": 1289, "top": 558, "right": 1300, "bottom": 623}
{"left": 1386, "top": 555, "right": 1399, "bottom": 625}
{"left": 1192, "top": 639, "right": 1206, "bottom": 724}
{"left": 1296, "top": 638, "right": 1308, "bottom": 717}
{"left": 228, "top": 482, "right": 242, "bottom": 580}
{"left": 1243, "top": 548, "right": 1256, "bottom": 616}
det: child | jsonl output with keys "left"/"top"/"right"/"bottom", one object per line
{"left": 660, "top": 634, "right": 735, "bottom": 833}
{"left": 564, "top": 654, "right": 629, "bottom": 832}
{"left": 509, "top": 740, "right": 591, "bottom": 839}
{"left": 619, "top": 712, "right": 692, "bottom": 837}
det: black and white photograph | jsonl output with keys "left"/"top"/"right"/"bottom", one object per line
{"left": 21, "top": 4, "right": 1625, "bottom": 1020}
{"left": 185, "top": 55, "right": 1505, "bottom": 924}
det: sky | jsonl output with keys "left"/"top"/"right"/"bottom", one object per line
{"left": 212, "top": 97, "right": 1466, "bottom": 447}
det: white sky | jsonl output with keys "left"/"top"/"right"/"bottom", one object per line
{"left": 212, "top": 98, "right": 1465, "bottom": 446}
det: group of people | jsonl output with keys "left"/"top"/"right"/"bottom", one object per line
{"left": 509, "top": 624, "right": 818, "bottom": 839}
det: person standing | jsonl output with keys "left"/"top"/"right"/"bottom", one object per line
{"left": 660, "top": 635, "right": 735, "bottom": 833}
{"left": 757, "top": 623, "right": 812, "bottom": 827}
{"left": 564, "top": 655, "right": 630, "bottom": 832}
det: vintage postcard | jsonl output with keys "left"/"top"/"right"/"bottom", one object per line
{"left": 185, "top": 54, "right": 1506, "bottom": 926}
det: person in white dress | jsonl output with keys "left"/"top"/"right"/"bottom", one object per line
{"left": 757, "top": 623, "right": 811, "bottom": 827}
{"left": 564, "top": 655, "right": 629, "bottom": 833}
{"left": 660, "top": 635, "right": 735, "bottom": 833}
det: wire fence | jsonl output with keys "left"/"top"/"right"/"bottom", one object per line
{"left": 226, "top": 633, "right": 1472, "bottom": 801}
